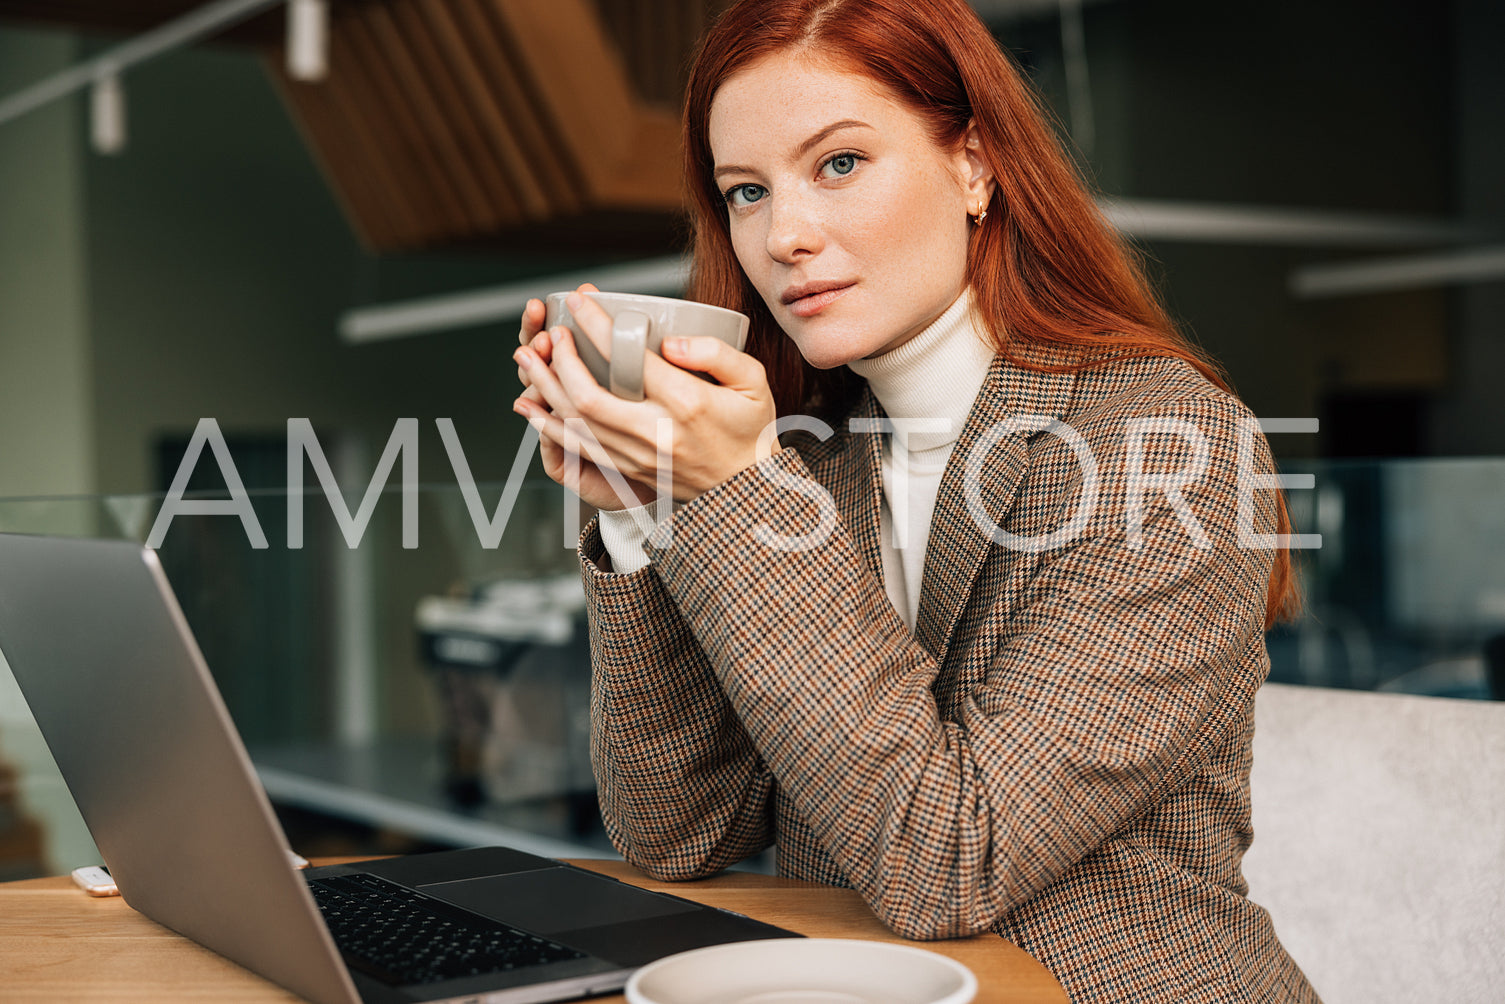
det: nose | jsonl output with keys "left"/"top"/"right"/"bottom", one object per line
{"left": 765, "top": 191, "right": 825, "bottom": 263}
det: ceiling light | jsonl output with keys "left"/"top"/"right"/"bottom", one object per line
{"left": 90, "top": 70, "right": 126, "bottom": 155}
{"left": 286, "top": 0, "right": 329, "bottom": 82}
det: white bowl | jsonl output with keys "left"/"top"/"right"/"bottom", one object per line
{"left": 625, "top": 938, "right": 978, "bottom": 1004}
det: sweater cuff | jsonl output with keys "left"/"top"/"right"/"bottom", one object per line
{"left": 598, "top": 504, "right": 663, "bottom": 575}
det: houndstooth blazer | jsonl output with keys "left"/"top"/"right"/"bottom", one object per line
{"left": 579, "top": 350, "right": 1322, "bottom": 1004}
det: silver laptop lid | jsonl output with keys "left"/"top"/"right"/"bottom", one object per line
{"left": 0, "top": 533, "right": 360, "bottom": 1004}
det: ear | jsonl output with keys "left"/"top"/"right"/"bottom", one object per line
{"left": 957, "top": 119, "right": 996, "bottom": 211}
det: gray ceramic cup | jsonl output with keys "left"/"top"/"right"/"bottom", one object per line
{"left": 544, "top": 291, "right": 750, "bottom": 402}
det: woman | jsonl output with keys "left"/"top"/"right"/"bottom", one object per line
{"left": 513, "top": 0, "right": 1318, "bottom": 1000}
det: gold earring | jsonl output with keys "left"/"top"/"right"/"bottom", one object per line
{"left": 971, "top": 204, "right": 988, "bottom": 226}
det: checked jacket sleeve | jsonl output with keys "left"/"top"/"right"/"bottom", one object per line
{"left": 580, "top": 518, "right": 775, "bottom": 874}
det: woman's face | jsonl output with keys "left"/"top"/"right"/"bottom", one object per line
{"left": 708, "top": 51, "right": 992, "bottom": 369}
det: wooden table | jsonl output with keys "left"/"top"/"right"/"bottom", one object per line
{"left": 0, "top": 858, "right": 1068, "bottom": 1003}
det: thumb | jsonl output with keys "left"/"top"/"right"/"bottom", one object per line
{"left": 660, "top": 336, "right": 766, "bottom": 393}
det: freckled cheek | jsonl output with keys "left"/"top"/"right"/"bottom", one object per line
{"left": 729, "top": 227, "right": 776, "bottom": 305}
{"left": 888, "top": 170, "right": 971, "bottom": 281}
{"left": 870, "top": 165, "right": 952, "bottom": 243}
{"left": 837, "top": 180, "right": 944, "bottom": 280}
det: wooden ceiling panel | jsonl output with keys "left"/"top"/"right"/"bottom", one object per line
{"left": 270, "top": 56, "right": 403, "bottom": 248}
{"left": 3, "top": 0, "right": 727, "bottom": 252}
{"left": 363, "top": 4, "right": 506, "bottom": 232}
{"left": 452, "top": 0, "right": 588, "bottom": 214}
{"left": 0, "top": 0, "right": 288, "bottom": 44}
{"left": 594, "top": 0, "right": 723, "bottom": 108}
{"left": 485, "top": 0, "right": 639, "bottom": 167}
{"left": 273, "top": 34, "right": 463, "bottom": 249}
{"left": 392, "top": 0, "right": 522, "bottom": 225}
{"left": 328, "top": 13, "right": 469, "bottom": 243}
{"left": 410, "top": 0, "right": 552, "bottom": 220}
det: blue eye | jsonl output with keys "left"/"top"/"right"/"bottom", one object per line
{"left": 724, "top": 183, "right": 767, "bottom": 209}
{"left": 821, "top": 153, "right": 861, "bottom": 178}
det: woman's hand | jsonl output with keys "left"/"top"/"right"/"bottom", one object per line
{"left": 513, "top": 290, "right": 779, "bottom": 506}
{"left": 515, "top": 285, "right": 660, "bottom": 512}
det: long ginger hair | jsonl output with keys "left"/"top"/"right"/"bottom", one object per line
{"left": 680, "top": 0, "right": 1299, "bottom": 626}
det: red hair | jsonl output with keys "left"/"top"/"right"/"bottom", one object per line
{"left": 681, "top": 0, "right": 1299, "bottom": 627}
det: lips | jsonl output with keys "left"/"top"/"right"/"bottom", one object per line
{"left": 781, "top": 280, "right": 855, "bottom": 318}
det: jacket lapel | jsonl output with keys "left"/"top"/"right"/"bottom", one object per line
{"left": 914, "top": 354, "right": 1079, "bottom": 663}
{"left": 827, "top": 389, "right": 887, "bottom": 587}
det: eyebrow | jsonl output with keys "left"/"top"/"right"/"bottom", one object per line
{"left": 712, "top": 119, "right": 874, "bottom": 182}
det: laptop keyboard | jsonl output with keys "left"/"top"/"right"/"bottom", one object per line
{"left": 308, "top": 872, "right": 587, "bottom": 986}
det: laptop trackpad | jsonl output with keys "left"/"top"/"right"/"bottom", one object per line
{"left": 419, "top": 868, "right": 699, "bottom": 935}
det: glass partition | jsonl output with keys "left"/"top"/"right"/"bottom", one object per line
{"left": 1269, "top": 459, "right": 1505, "bottom": 701}
{"left": 0, "top": 459, "right": 1501, "bottom": 878}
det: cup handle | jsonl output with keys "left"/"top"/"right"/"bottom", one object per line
{"left": 608, "top": 310, "right": 649, "bottom": 401}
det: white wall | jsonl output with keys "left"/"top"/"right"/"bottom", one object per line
{"left": 0, "top": 29, "right": 95, "bottom": 500}
{"left": 0, "top": 28, "right": 104, "bottom": 876}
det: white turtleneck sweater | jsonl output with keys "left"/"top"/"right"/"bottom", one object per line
{"left": 598, "top": 289, "right": 996, "bottom": 631}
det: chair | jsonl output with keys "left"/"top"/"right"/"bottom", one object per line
{"left": 1242, "top": 683, "right": 1505, "bottom": 1003}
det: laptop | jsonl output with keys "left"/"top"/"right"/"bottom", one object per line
{"left": 0, "top": 533, "right": 795, "bottom": 1004}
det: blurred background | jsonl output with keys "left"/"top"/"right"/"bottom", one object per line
{"left": 0, "top": 0, "right": 1500, "bottom": 880}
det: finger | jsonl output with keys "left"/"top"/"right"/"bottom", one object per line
{"left": 517, "top": 340, "right": 641, "bottom": 458}
{"left": 516, "top": 398, "right": 634, "bottom": 476}
{"left": 524, "top": 341, "right": 647, "bottom": 472}
{"left": 561, "top": 290, "right": 614, "bottom": 368}
{"left": 514, "top": 344, "right": 581, "bottom": 418}
{"left": 533, "top": 427, "right": 580, "bottom": 495}
{"left": 518, "top": 328, "right": 557, "bottom": 387}
{"left": 530, "top": 328, "right": 554, "bottom": 362}
{"left": 548, "top": 328, "right": 637, "bottom": 425}
{"left": 518, "top": 297, "right": 547, "bottom": 346}
{"left": 524, "top": 409, "right": 578, "bottom": 470}
{"left": 514, "top": 397, "right": 570, "bottom": 448}
{"left": 548, "top": 335, "right": 670, "bottom": 482}
{"left": 516, "top": 390, "right": 659, "bottom": 489}
{"left": 654, "top": 336, "right": 768, "bottom": 394}
{"left": 515, "top": 347, "right": 534, "bottom": 391}
{"left": 512, "top": 385, "right": 546, "bottom": 409}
